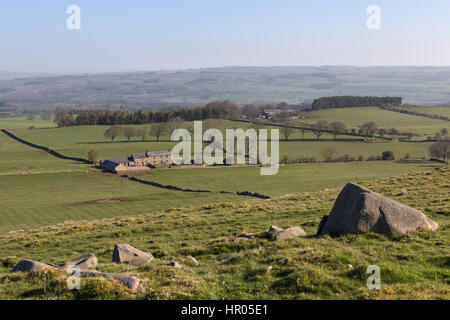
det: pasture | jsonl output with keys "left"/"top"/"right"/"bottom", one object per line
{"left": 0, "top": 168, "right": 448, "bottom": 299}
{"left": 298, "top": 107, "right": 449, "bottom": 136}
{"left": 4, "top": 119, "right": 436, "bottom": 162}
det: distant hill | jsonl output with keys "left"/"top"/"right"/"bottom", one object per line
{"left": 0, "top": 71, "right": 56, "bottom": 81}
{"left": 1, "top": 66, "right": 450, "bottom": 114}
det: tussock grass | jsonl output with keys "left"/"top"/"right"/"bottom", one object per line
{"left": 0, "top": 168, "right": 448, "bottom": 300}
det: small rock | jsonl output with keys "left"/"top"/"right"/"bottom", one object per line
{"left": 229, "top": 237, "right": 250, "bottom": 243}
{"left": 186, "top": 256, "right": 199, "bottom": 266}
{"left": 167, "top": 261, "right": 181, "bottom": 268}
{"left": 275, "top": 227, "right": 307, "bottom": 241}
{"left": 59, "top": 253, "right": 98, "bottom": 270}
{"left": 112, "top": 244, "right": 154, "bottom": 266}
{"left": 268, "top": 225, "right": 283, "bottom": 233}
{"left": 11, "top": 259, "right": 56, "bottom": 273}
{"left": 80, "top": 270, "right": 140, "bottom": 292}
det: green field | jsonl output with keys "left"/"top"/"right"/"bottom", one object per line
{"left": 298, "top": 107, "right": 449, "bottom": 136}
{"left": 0, "top": 131, "right": 86, "bottom": 175}
{"left": 394, "top": 106, "right": 450, "bottom": 118}
{"left": 0, "top": 168, "right": 448, "bottom": 299}
{"left": 0, "top": 116, "right": 56, "bottom": 130}
{"left": 140, "top": 161, "right": 438, "bottom": 197}
{"left": 4, "top": 119, "right": 436, "bottom": 162}
{"left": 0, "top": 114, "right": 448, "bottom": 300}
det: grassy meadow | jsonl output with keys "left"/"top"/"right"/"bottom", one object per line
{"left": 298, "top": 107, "right": 449, "bottom": 137}
{"left": 0, "top": 114, "right": 448, "bottom": 300}
{"left": 4, "top": 119, "right": 437, "bottom": 162}
{"left": 0, "top": 168, "right": 448, "bottom": 299}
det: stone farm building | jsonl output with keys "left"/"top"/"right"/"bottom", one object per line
{"left": 100, "top": 151, "right": 173, "bottom": 173}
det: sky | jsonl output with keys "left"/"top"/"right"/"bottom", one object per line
{"left": 0, "top": 0, "right": 449, "bottom": 74}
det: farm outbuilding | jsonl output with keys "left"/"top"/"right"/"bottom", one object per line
{"left": 100, "top": 151, "right": 172, "bottom": 173}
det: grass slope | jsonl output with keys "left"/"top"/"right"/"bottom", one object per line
{"left": 0, "top": 168, "right": 448, "bottom": 300}
{"left": 299, "top": 107, "right": 449, "bottom": 136}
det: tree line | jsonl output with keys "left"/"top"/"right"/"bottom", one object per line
{"left": 311, "top": 96, "right": 403, "bottom": 110}
{"left": 54, "top": 100, "right": 240, "bottom": 127}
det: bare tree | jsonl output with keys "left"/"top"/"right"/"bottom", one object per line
{"left": 322, "top": 146, "right": 338, "bottom": 161}
{"left": 123, "top": 126, "right": 137, "bottom": 142}
{"left": 429, "top": 139, "right": 450, "bottom": 163}
{"left": 281, "top": 126, "right": 293, "bottom": 140}
{"left": 359, "top": 122, "right": 378, "bottom": 139}
{"left": 241, "top": 104, "right": 259, "bottom": 122}
{"left": 150, "top": 123, "right": 167, "bottom": 142}
{"left": 312, "top": 120, "right": 329, "bottom": 140}
{"left": 136, "top": 126, "right": 148, "bottom": 141}
{"left": 87, "top": 150, "right": 99, "bottom": 164}
{"left": 104, "top": 125, "right": 122, "bottom": 142}
{"left": 329, "top": 121, "right": 347, "bottom": 140}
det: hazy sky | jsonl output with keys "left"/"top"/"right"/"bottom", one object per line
{"left": 1, "top": 0, "right": 449, "bottom": 74}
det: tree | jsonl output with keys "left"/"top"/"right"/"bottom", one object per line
{"left": 41, "top": 113, "right": 53, "bottom": 121}
{"left": 26, "top": 114, "right": 36, "bottom": 120}
{"left": 87, "top": 150, "right": 99, "bottom": 164}
{"left": 322, "top": 146, "right": 338, "bottom": 161}
{"left": 312, "top": 120, "right": 328, "bottom": 140}
{"left": 54, "top": 111, "right": 76, "bottom": 127}
{"left": 136, "top": 126, "right": 148, "bottom": 141}
{"left": 123, "top": 126, "right": 137, "bottom": 142}
{"left": 281, "top": 126, "right": 293, "bottom": 140}
{"left": 104, "top": 125, "right": 122, "bottom": 142}
{"left": 329, "top": 121, "right": 347, "bottom": 140}
{"left": 359, "top": 122, "right": 378, "bottom": 138}
{"left": 441, "top": 128, "right": 449, "bottom": 136}
{"left": 429, "top": 139, "right": 450, "bottom": 162}
{"left": 150, "top": 123, "right": 166, "bottom": 142}
{"left": 241, "top": 104, "right": 259, "bottom": 122}
{"left": 382, "top": 151, "right": 395, "bottom": 160}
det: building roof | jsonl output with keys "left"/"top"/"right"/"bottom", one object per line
{"left": 132, "top": 153, "right": 147, "bottom": 159}
{"left": 147, "top": 151, "right": 171, "bottom": 156}
{"left": 101, "top": 157, "right": 131, "bottom": 165}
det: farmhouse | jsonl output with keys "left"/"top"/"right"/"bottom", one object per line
{"left": 100, "top": 151, "right": 172, "bottom": 173}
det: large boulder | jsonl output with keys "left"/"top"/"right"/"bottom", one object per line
{"left": 79, "top": 270, "right": 140, "bottom": 292}
{"left": 275, "top": 227, "right": 307, "bottom": 241}
{"left": 58, "top": 253, "right": 98, "bottom": 270}
{"left": 11, "top": 259, "right": 56, "bottom": 273}
{"left": 268, "top": 225, "right": 283, "bottom": 233}
{"left": 317, "top": 183, "right": 439, "bottom": 236}
{"left": 112, "top": 244, "right": 154, "bottom": 266}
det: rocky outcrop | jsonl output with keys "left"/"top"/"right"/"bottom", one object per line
{"left": 58, "top": 253, "right": 98, "bottom": 270}
{"left": 275, "top": 227, "right": 307, "bottom": 241}
{"left": 112, "top": 244, "right": 154, "bottom": 266}
{"left": 11, "top": 259, "right": 56, "bottom": 273}
{"left": 79, "top": 270, "right": 140, "bottom": 292}
{"left": 317, "top": 183, "right": 439, "bottom": 236}
{"left": 268, "top": 225, "right": 283, "bottom": 233}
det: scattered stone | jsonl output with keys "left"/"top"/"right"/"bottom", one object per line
{"left": 229, "top": 237, "right": 250, "bottom": 243}
{"left": 275, "top": 227, "right": 307, "bottom": 241}
{"left": 79, "top": 270, "right": 140, "bottom": 292}
{"left": 11, "top": 259, "right": 56, "bottom": 273}
{"left": 268, "top": 225, "right": 283, "bottom": 233}
{"left": 167, "top": 261, "right": 182, "bottom": 268}
{"left": 58, "top": 253, "right": 98, "bottom": 270}
{"left": 112, "top": 244, "right": 154, "bottom": 266}
{"left": 186, "top": 256, "right": 199, "bottom": 266}
{"left": 317, "top": 183, "right": 439, "bottom": 236}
